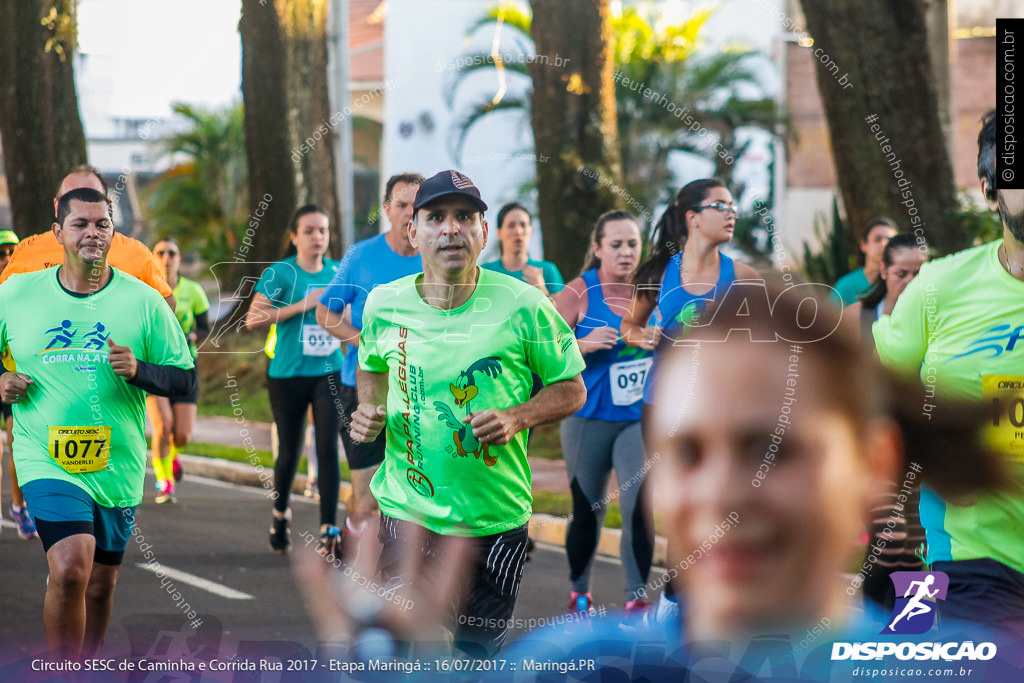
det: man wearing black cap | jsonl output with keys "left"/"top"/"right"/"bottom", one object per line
{"left": 349, "top": 170, "right": 586, "bottom": 656}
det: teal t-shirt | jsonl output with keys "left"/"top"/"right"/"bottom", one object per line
{"left": 0, "top": 267, "right": 194, "bottom": 507}
{"left": 830, "top": 267, "right": 870, "bottom": 306}
{"left": 873, "top": 240, "right": 1024, "bottom": 574}
{"left": 172, "top": 276, "right": 210, "bottom": 359}
{"left": 480, "top": 258, "right": 564, "bottom": 294}
{"left": 255, "top": 256, "right": 341, "bottom": 378}
{"left": 359, "top": 268, "right": 586, "bottom": 536}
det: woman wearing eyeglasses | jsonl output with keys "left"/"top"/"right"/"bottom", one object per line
{"left": 622, "top": 178, "right": 758, "bottom": 353}
{"left": 621, "top": 178, "right": 759, "bottom": 621}
{"left": 146, "top": 238, "right": 211, "bottom": 503}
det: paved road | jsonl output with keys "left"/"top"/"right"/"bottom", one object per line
{"left": 0, "top": 470, "right": 663, "bottom": 672}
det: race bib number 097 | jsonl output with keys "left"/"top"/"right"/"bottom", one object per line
{"left": 49, "top": 426, "right": 111, "bottom": 474}
{"left": 610, "top": 358, "right": 653, "bottom": 406}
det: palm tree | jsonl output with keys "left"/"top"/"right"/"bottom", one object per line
{"left": 147, "top": 102, "right": 248, "bottom": 265}
{"left": 446, "top": 3, "right": 788, "bottom": 224}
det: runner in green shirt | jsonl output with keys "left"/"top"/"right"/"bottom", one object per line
{"left": 351, "top": 170, "right": 586, "bottom": 657}
{"left": 147, "top": 238, "right": 211, "bottom": 502}
{"left": 874, "top": 109, "right": 1024, "bottom": 631}
{"left": 0, "top": 188, "right": 195, "bottom": 659}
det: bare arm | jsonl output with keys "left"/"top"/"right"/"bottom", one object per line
{"left": 734, "top": 262, "right": 761, "bottom": 280}
{"left": 463, "top": 375, "right": 586, "bottom": 446}
{"left": 315, "top": 302, "right": 360, "bottom": 347}
{"left": 164, "top": 294, "right": 176, "bottom": 311}
{"left": 555, "top": 278, "right": 618, "bottom": 355}
{"left": 350, "top": 367, "right": 389, "bottom": 442}
{"left": 245, "top": 290, "right": 320, "bottom": 331}
{"left": 552, "top": 278, "right": 585, "bottom": 329}
{"left": 620, "top": 292, "right": 661, "bottom": 351}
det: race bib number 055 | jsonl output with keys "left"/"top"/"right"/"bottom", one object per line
{"left": 983, "top": 375, "right": 1024, "bottom": 462}
{"left": 302, "top": 324, "right": 341, "bottom": 357}
{"left": 49, "top": 426, "right": 111, "bottom": 474}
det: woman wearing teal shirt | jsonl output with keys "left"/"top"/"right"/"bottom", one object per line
{"left": 481, "top": 202, "right": 564, "bottom": 296}
{"left": 245, "top": 204, "right": 343, "bottom": 556}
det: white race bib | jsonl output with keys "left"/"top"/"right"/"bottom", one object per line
{"left": 609, "top": 358, "right": 653, "bottom": 406}
{"left": 302, "top": 324, "right": 341, "bottom": 357}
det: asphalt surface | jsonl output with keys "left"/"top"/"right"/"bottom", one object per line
{"left": 0, "top": 469, "right": 663, "bottom": 673}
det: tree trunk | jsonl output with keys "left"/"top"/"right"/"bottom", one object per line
{"left": 281, "top": 0, "right": 340, "bottom": 257}
{"left": 530, "top": 0, "right": 622, "bottom": 279}
{"left": 234, "top": 0, "right": 297, "bottom": 331}
{"left": 0, "top": 0, "right": 87, "bottom": 235}
{"left": 798, "top": 0, "right": 963, "bottom": 255}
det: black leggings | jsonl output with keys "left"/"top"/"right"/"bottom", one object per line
{"left": 267, "top": 373, "right": 342, "bottom": 525}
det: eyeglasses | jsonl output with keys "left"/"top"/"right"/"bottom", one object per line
{"left": 155, "top": 250, "right": 180, "bottom": 257}
{"left": 0, "top": 248, "right": 14, "bottom": 258}
{"left": 697, "top": 201, "right": 739, "bottom": 215}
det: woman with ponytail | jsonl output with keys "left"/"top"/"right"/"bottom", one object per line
{"left": 620, "top": 178, "right": 758, "bottom": 621}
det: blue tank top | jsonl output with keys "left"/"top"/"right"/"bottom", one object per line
{"left": 575, "top": 269, "right": 652, "bottom": 422}
{"left": 643, "top": 251, "right": 737, "bottom": 403}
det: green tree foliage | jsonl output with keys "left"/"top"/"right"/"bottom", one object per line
{"left": 801, "top": 198, "right": 851, "bottom": 287}
{"left": 445, "top": 3, "right": 788, "bottom": 225}
{"left": 147, "top": 103, "right": 248, "bottom": 264}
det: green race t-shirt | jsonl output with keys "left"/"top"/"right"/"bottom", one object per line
{"left": 0, "top": 267, "right": 194, "bottom": 507}
{"left": 359, "top": 268, "right": 585, "bottom": 536}
{"left": 873, "top": 240, "right": 1024, "bottom": 573}
{"left": 480, "top": 258, "right": 565, "bottom": 294}
{"left": 173, "top": 276, "right": 210, "bottom": 359}
{"left": 255, "top": 256, "right": 341, "bottom": 378}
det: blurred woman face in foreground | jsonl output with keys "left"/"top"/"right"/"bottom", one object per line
{"left": 649, "top": 335, "right": 892, "bottom": 639}
{"left": 647, "top": 282, "right": 1006, "bottom": 642}
{"left": 644, "top": 281, "right": 908, "bottom": 641}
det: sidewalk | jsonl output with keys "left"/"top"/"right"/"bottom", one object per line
{"left": 184, "top": 416, "right": 668, "bottom": 565}
{"left": 191, "top": 416, "right": 572, "bottom": 494}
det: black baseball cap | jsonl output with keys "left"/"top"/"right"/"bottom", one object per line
{"left": 413, "top": 170, "right": 488, "bottom": 213}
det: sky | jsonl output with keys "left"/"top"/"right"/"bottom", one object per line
{"left": 77, "top": 0, "right": 243, "bottom": 119}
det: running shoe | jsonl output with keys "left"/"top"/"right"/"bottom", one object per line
{"left": 172, "top": 458, "right": 184, "bottom": 482}
{"left": 269, "top": 514, "right": 291, "bottom": 555}
{"left": 155, "top": 480, "right": 176, "bottom": 504}
{"left": 303, "top": 479, "right": 320, "bottom": 500}
{"left": 568, "top": 591, "right": 592, "bottom": 613}
{"left": 653, "top": 592, "right": 681, "bottom": 624}
{"left": 10, "top": 504, "right": 38, "bottom": 539}
{"left": 318, "top": 525, "right": 343, "bottom": 559}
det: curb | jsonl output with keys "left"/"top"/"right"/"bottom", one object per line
{"left": 177, "top": 454, "right": 668, "bottom": 567}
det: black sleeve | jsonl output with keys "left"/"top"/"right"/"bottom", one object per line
{"left": 194, "top": 311, "right": 211, "bottom": 342}
{"left": 127, "top": 361, "right": 197, "bottom": 398}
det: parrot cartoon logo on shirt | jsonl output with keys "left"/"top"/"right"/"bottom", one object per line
{"left": 433, "top": 356, "right": 503, "bottom": 467}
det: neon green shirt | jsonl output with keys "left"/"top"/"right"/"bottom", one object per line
{"left": 172, "top": 276, "right": 210, "bottom": 359}
{"left": 0, "top": 267, "right": 194, "bottom": 507}
{"left": 359, "top": 269, "right": 585, "bottom": 536}
{"left": 873, "top": 240, "right": 1024, "bottom": 573}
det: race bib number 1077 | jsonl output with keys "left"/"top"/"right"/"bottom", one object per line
{"left": 983, "top": 375, "right": 1024, "bottom": 462}
{"left": 49, "top": 425, "right": 111, "bottom": 473}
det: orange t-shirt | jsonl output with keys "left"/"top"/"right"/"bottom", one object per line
{"left": 0, "top": 231, "right": 172, "bottom": 297}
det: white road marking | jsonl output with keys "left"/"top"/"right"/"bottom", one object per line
{"left": 136, "top": 562, "right": 254, "bottom": 600}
